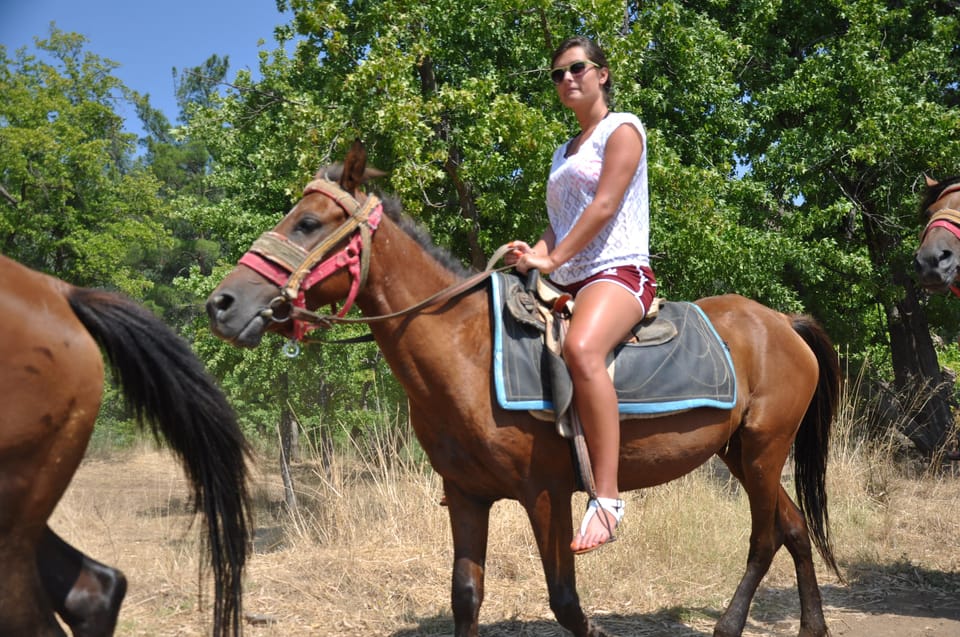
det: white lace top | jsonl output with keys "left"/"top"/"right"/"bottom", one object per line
{"left": 545, "top": 112, "right": 650, "bottom": 286}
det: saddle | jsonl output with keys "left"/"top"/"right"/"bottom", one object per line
{"left": 490, "top": 271, "right": 737, "bottom": 495}
{"left": 503, "top": 271, "right": 672, "bottom": 428}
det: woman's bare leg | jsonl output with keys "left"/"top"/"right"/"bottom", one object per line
{"left": 563, "top": 282, "right": 646, "bottom": 552}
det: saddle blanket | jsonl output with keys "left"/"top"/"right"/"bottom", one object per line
{"left": 490, "top": 272, "right": 737, "bottom": 415}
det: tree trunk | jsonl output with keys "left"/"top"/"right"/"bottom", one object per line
{"left": 444, "top": 150, "right": 486, "bottom": 271}
{"left": 838, "top": 186, "right": 953, "bottom": 456}
{"left": 887, "top": 271, "right": 953, "bottom": 455}
{"left": 278, "top": 407, "right": 299, "bottom": 512}
{"left": 859, "top": 190, "right": 952, "bottom": 456}
{"left": 417, "top": 54, "right": 485, "bottom": 270}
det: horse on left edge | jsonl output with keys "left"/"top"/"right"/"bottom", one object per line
{"left": 0, "top": 254, "right": 251, "bottom": 637}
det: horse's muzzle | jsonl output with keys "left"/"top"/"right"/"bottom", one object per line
{"left": 206, "top": 291, "right": 272, "bottom": 347}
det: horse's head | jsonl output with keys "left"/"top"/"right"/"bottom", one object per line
{"left": 914, "top": 174, "right": 960, "bottom": 295}
{"left": 206, "top": 140, "right": 385, "bottom": 347}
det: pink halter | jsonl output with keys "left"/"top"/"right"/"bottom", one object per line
{"left": 237, "top": 178, "right": 383, "bottom": 340}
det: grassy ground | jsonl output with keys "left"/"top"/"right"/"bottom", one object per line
{"left": 49, "top": 404, "right": 960, "bottom": 636}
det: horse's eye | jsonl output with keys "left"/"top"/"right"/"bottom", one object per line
{"left": 294, "top": 216, "right": 322, "bottom": 234}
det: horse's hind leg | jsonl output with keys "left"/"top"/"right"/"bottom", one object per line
{"left": 716, "top": 441, "right": 829, "bottom": 637}
{"left": 38, "top": 528, "right": 127, "bottom": 637}
{"left": 776, "top": 488, "right": 828, "bottom": 637}
{"left": 0, "top": 535, "right": 66, "bottom": 637}
{"left": 714, "top": 438, "right": 787, "bottom": 637}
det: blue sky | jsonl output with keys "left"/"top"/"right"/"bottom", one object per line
{"left": 1, "top": 0, "right": 290, "bottom": 134}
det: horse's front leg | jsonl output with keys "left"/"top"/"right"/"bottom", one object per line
{"left": 525, "top": 488, "right": 609, "bottom": 637}
{"left": 443, "top": 480, "right": 492, "bottom": 637}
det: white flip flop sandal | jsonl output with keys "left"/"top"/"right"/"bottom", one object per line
{"left": 572, "top": 497, "right": 624, "bottom": 555}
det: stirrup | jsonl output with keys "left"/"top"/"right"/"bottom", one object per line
{"left": 573, "top": 497, "right": 624, "bottom": 555}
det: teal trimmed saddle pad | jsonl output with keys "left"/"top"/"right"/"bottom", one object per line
{"left": 490, "top": 272, "right": 737, "bottom": 415}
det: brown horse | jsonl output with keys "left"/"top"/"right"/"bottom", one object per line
{"left": 207, "top": 141, "right": 841, "bottom": 637}
{"left": 0, "top": 254, "right": 251, "bottom": 637}
{"left": 914, "top": 174, "right": 960, "bottom": 294}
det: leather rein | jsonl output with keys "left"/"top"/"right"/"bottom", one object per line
{"left": 237, "top": 177, "right": 513, "bottom": 349}
{"left": 919, "top": 183, "right": 960, "bottom": 298}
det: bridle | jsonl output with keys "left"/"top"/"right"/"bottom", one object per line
{"left": 237, "top": 177, "right": 384, "bottom": 341}
{"left": 236, "top": 176, "right": 515, "bottom": 350}
{"left": 919, "top": 182, "right": 960, "bottom": 297}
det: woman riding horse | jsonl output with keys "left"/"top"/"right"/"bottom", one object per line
{"left": 207, "top": 140, "right": 840, "bottom": 637}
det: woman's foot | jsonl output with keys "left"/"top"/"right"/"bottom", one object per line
{"left": 571, "top": 497, "right": 624, "bottom": 555}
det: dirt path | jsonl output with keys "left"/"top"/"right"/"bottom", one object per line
{"left": 695, "top": 572, "right": 960, "bottom": 637}
{"left": 821, "top": 588, "right": 960, "bottom": 637}
{"left": 50, "top": 452, "right": 960, "bottom": 636}
{"left": 830, "top": 613, "right": 960, "bottom": 637}
{"left": 436, "top": 588, "right": 960, "bottom": 636}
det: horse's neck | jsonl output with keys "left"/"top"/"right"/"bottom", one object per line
{"left": 357, "top": 219, "right": 489, "bottom": 396}
{"left": 358, "top": 219, "right": 466, "bottom": 316}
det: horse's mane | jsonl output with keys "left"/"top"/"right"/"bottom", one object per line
{"left": 317, "top": 165, "right": 474, "bottom": 278}
{"left": 921, "top": 174, "right": 960, "bottom": 215}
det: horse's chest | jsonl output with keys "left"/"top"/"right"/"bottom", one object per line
{"left": 410, "top": 413, "right": 519, "bottom": 489}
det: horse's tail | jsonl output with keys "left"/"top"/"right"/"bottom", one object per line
{"left": 67, "top": 287, "right": 250, "bottom": 637}
{"left": 790, "top": 314, "right": 842, "bottom": 580}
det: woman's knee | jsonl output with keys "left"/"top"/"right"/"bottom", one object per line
{"left": 562, "top": 337, "right": 606, "bottom": 377}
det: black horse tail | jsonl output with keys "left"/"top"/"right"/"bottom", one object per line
{"left": 790, "top": 314, "right": 842, "bottom": 580}
{"left": 67, "top": 287, "right": 251, "bottom": 637}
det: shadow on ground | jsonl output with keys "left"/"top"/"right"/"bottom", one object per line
{"left": 820, "top": 559, "right": 960, "bottom": 620}
{"left": 388, "top": 560, "right": 960, "bottom": 636}
{"left": 390, "top": 610, "right": 712, "bottom": 636}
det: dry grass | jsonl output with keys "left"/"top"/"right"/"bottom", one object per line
{"left": 50, "top": 396, "right": 960, "bottom": 636}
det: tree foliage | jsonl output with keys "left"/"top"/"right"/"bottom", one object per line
{"left": 4, "top": 1, "right": 960, "bottom": 454}
{"left": 726, "top": 0, "right": 960, "bottom": 451}
{"left": 184, "top": 0, "right": 960, "bottom": 453}
{"left": 0, "top": 29, "right": 170, "bottom": 295}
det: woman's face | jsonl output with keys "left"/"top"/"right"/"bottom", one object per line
{"left": 552, "top": 46, "right": 608, "bottom": 110}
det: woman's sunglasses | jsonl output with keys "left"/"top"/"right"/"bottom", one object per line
{"left": 550, "top": 60, "right": 600, "bottom": 84}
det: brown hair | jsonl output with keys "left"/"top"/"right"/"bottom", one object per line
{"left": 551, "top": 36, "right": 612, "bottom": 101}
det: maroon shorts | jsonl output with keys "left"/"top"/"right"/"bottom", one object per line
{"left": 555, "top": 265, "right": 657, "bottom": 317}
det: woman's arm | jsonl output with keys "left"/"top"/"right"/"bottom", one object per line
{"left": 506, "top": 225, "right": 556, "bottom": 271}
{"left": 518, "top": 123, "right": 643, "bottom": 274}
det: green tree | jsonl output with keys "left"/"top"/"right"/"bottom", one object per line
{"left": 132, "top": 56, "right": 233, "bottom": 323}
{"left": 0, "top": 28, "right": 171, "bottom": 296}
{"left": 179, "top": 0, "right": 960, "bottom": 456}
{"left": 723, "top": 0, "right": 960, "bottom": 453}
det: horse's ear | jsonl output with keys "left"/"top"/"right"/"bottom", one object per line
{"left": 365, "top": 165, "right": 386, "bottom": 181}
{"left": 340, "top": 139, "right": 385, "bottom": 192}
{"left": 925, "top": 174, "right": 939, "bottom": 188}
{"left": 340, "top": 140, "right": 367, "bottom": 193}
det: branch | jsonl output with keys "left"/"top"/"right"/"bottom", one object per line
{"left": 0, "top": 183, "right": 18, "bottom": 208}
